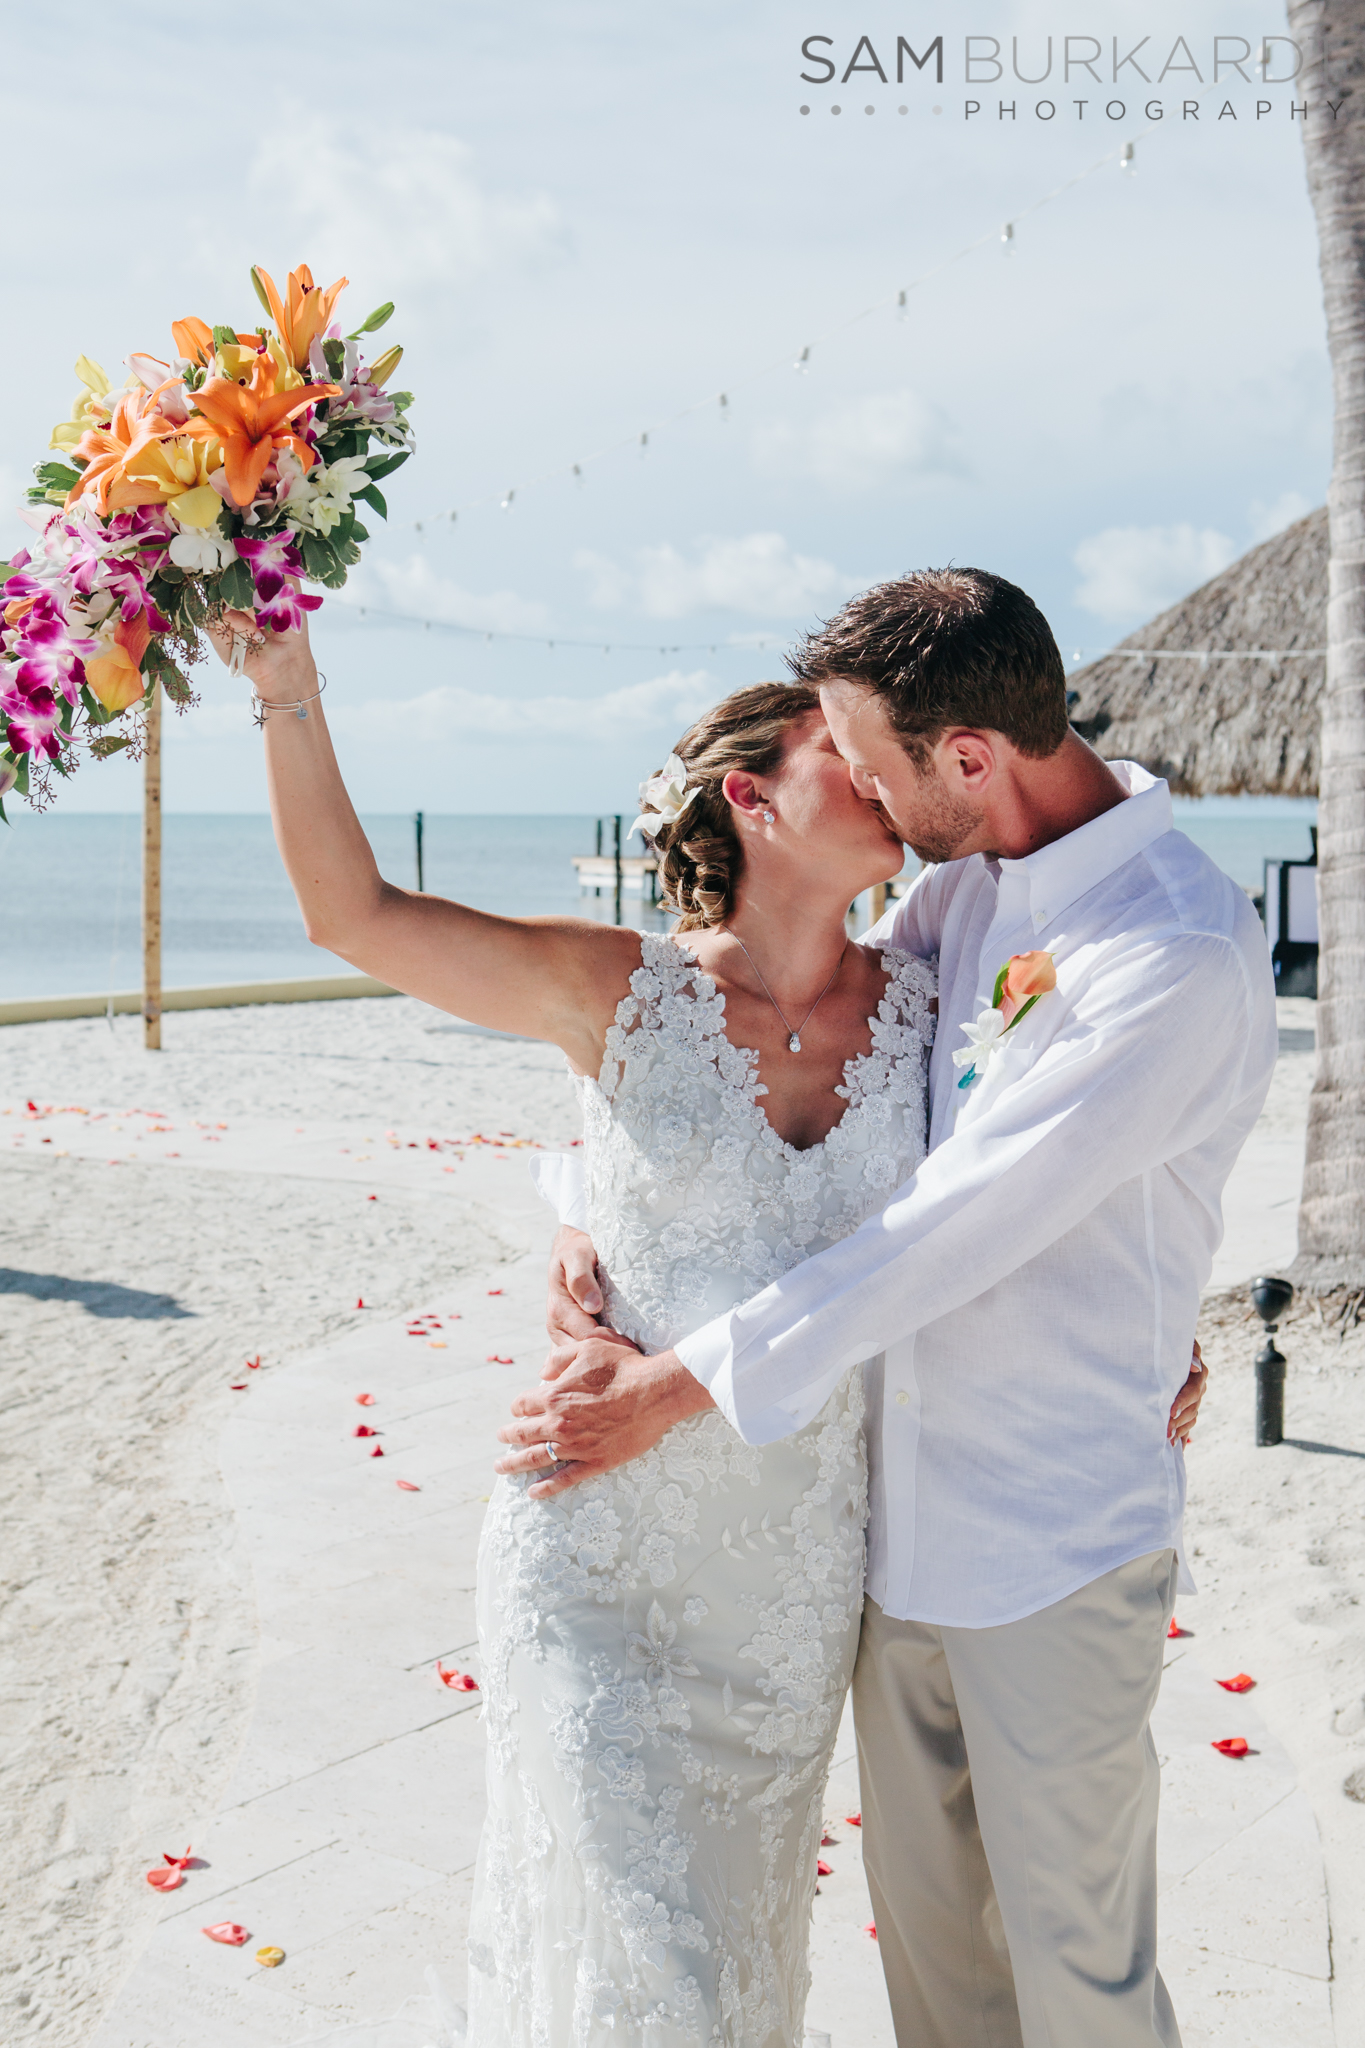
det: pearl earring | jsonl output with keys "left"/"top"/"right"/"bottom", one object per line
{"left": 762, "top": 809, "right": 775, "bottom": 823}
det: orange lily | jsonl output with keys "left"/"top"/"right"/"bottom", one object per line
{"left": 171, "top": 317, "right": 214, "bottom": 367}
{"left": 252, "top": 263, "right": 349, "bottom": 371}
{"left": 85, "top": 610, "right": 152, "bottom": 714}
{"left": 189, "top": 359, "right": 339, "bottom": 507}
{"left": 65, "top": 385, "right": 190, "bottom": 515}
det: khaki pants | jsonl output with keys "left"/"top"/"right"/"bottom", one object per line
{"left": 852, "top": 1551, "right": 1181, "bottom": 2048}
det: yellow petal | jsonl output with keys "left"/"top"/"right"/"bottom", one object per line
{"left": 85, "top": 649, "right": 147, "bottom": 713}
{"left": 74, "top": 355, "right": 111, "bottom": 397}
{"left": 49, "top": 421, "right": 84, "bottom": 452}
{"left": 166, "top": 485, "right": 225, "bottom": 530}
{"left": 369, "top": 345, "right": 403, "bottom": 388}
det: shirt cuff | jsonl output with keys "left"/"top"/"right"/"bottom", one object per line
{"left": 528, "top": 1151, "right": 589, "bottom": 1232}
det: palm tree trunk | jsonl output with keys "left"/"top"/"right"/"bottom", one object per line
{"left": 1291, "top": 1, "right": 1365, "bottom": 1289}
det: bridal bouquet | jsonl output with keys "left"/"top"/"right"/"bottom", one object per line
{"left": 0, "top": 262, "right": 413, "bottom": 815}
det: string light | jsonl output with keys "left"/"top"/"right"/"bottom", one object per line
{"left": 404, "top": 124, "right": 1167, "bottom": 535}
{"left": 1121, "top": 141, "right": 1136, "bottom": 173}
{"left": 322, "top": 601, "right": 780, "bottom": 657}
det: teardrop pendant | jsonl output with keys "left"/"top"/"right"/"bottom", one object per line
{"left": 789, "top": 1033, "right": 801, "bottom": 1053}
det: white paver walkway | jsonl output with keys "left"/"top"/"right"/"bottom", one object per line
{"left": 92, "top": 1133, "right": 1333, "bottom": 2047}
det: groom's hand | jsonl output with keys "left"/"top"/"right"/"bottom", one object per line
{"left": 495, "top": 1338, "right": 715, "bottom": 1498}
{"left": 547, "top": 1224, "right": 605, "bottom": 1341}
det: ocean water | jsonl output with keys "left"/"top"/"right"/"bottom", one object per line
{"left": 2, "top": 800, "right": 1318, "bottom": 1002}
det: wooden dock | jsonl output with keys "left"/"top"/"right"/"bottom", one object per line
{"left": 571, "top": 854, "right": 660, "bottom": 902}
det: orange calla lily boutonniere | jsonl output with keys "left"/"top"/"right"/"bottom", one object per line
{"left": 0, "top": 261, "right": 414, "bottom": 815}
{"left": 952, "top": 951, "right": 1058, "bottom": 1095}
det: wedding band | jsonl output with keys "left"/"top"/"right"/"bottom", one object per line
{"left": 545, "top": 1442, "right": 561, "bottom": 1465}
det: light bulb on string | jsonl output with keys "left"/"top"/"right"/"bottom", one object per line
{"left": 794, "top": 345, "right": 811, "bottom": 373}
{"left": 449, "top": 510, "right": 458, "bottom": 523}
{"left": 1120, "top": 141, "right": 1135, "bottom": 173}
{"left": 896, "top": 289, "right": 908, "bottom": 321}
{"left": 1001, "top": 222, "right": 1015, "bottom": 254}
{"left": 718, "top": 392, "right": 729, "bottom": 422}
{"left": 572, "top": 464, "right": 583, "bottom": 487}
{"left": 500, "top": 489, "right": 515, "bottom": 511}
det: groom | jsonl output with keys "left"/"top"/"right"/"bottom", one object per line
{"left": 497, "top": 567, "right": 1277, "bottom": 2047}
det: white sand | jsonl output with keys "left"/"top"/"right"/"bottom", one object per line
{"left": 4, "top": 992, "right": 1364, "bottom": 2043}
{"left": 0, "top": 998, "right": 578, "bottom": 2044}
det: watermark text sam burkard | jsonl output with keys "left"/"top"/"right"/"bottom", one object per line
{"left": 799, "top": 33, "right": 1324, "bottom": 97}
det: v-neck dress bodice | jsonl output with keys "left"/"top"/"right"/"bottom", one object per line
{"left": 468, "top": 932, "right": 935, "bottom": 2046}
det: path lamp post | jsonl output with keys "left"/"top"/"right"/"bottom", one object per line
{"left": 1251, "top": 1275, "right": 1294, "bottom": 1447}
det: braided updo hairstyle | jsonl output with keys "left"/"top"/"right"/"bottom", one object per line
{"left": 644, "top": 681, "right": 821, "bottom": 930}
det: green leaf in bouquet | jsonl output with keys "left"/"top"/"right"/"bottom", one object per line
{"left": 345, "top": 301, "right": 395, "bottom": 339}
{"left": 32, "top": 458, "right": 82, "bottom": 490}
{"left": 354, "top": 483, "right": 388, "bottom": 520}
{"left": 350, "top": 520, "right": 370, "bottom": 544}
{"left": 14, "top": 752, "right": 31, "bottom": 797}
{"left": 180, "top": 579, "right": 210, "bottom": 628}
{"left": 154, "top": 659, "right": 193, "bottom": 706}
{"left": 363, "top": 449, "right": 410, "bottom": 483}
{"left": 322, "top": 337, "right": 347, "bottom": 379}
{"left": 385, "top": 392, "right": 415, "bottom": 412}
{"left": 79, "top": 682, "right": 116, "bottom": 726}
{"left": 212, "top": 323, "right": 239, "bottom": 353}
{"left": 300, "top": 532, "right": 349, "bottom": 587}
{"left": 214, "top": 558, "right": 255, "bottom": 611}
{"left": 153, "top": 563, "right": 186, "bottom": 589}
{"left": 89, "top": 733, "right": 133, "bottom": 760}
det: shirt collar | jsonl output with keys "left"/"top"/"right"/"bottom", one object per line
{"left": 993, "top": 762, "right": 1173, "bottom": 931}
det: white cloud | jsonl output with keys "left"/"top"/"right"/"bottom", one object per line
{"left": 1248, "top": 490, "right": 1313, "bottom": 544}
{"left": 752, "top": 390, "right": 966, "bottom": 492}
{"left": 337, "top": 555, "right": 551, "bottom": 636}
{"left": 1072, "top": 523, "right": 1237, "bottom": 625}
{"left": 247, "top": 115, "right": 563, "bottom": 294}
{"left": 575, "top": 532, "right": 858, "bottom": 619}
{"left": 330, "top": 669, "right": 718, "bottom": 744}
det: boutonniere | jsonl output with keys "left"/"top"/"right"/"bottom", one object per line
{"left": 952, "top": 951, "right": 1057, "bottom": 1093}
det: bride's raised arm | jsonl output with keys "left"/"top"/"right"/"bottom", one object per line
{"left": 210, "top": 610, "right": 637, "bottom": 1070}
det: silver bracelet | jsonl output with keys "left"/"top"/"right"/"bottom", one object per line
{"left": 252, "top": 674, "right": 328, "bottom": 726}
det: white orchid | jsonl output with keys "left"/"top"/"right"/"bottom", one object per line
{"left": 278, "top": 453, "right": 371, "bottom": 535}
{"left": 168, "top": 523, "right": 237, "bottom": 574}
{"left": 952, "top": 1004, "right": 1007, "bottom": 1086}
{"left": 627, "top": 753, "right": 700, "bottom": 840}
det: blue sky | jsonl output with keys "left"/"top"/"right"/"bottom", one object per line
{"left": 0, "top": 2, "right": 1329, "bottom": 813}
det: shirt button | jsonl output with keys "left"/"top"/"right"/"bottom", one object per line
{"left": 895, "top": 1390, "right": 910, "bottom": 1407}
{"left": 1033, "top": 910, "right": 1046, "bottom": 928}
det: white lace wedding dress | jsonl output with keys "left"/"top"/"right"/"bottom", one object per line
{"left": 467, "top": 934, "right": 935, "bottom": 2047}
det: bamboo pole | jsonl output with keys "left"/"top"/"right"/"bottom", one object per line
{"left": 142, "top": 681, "right": 162, "bottom": 1050}
{"left": 867, "top": 881, "right": 887, "bottom": 928}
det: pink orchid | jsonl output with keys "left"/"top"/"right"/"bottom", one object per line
{"left": 2, "top": 672, "right": 66, "bottom": 760}
{"left": 234, "top": 531, "right": 323, "bottom": 632}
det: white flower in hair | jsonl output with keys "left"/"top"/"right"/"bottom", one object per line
{"left": 627, "top": 753, "right": 701, "bottom": 839}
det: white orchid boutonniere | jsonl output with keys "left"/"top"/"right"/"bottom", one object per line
{"left": 627, "top": 753, "right": 701, "bottom": 840}
{"left": 952, "top": 950, "right": 1057, "bottom": 1094}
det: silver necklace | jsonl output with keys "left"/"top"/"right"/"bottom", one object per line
{"left": 725, "top": 932, "right": 847, "bottom": 1053}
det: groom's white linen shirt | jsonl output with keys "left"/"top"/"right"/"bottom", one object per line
{"left": 666, "top": 763, "right": 1277, "bottom": 1626}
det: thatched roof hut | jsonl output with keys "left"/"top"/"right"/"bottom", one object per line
{"left": 1066, "top": 508, "right": 1326, "bottom": 795}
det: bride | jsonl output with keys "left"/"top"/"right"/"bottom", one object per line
{"left": 212, "top": 614, "right": 1203, "bottom": 2047}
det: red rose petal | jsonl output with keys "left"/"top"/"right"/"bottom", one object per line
{"left": 396, "top": 1479, "right": 421, "bottom": 1491}
{"left": 162, "top": 1847, "right": 193, "bottom": 1870}
{"left": 437, "top": 1663, "right": 480, "bottom": 1691}
{"left": 355, "top": 1298, "right": 366, "bottom": 1309}
{"left": 1168, "top": 1618, "right": 1192, "bottom": 1638}
{"left": 846, "top": 1813, "right": 861, "bottom": 1827}
{"left": 864, "top": 1921, "right": 878, "bottom": 1939}
{"left": 487, "top": 1354, "right": 514, "bottom": 1365}
{"left": 355, "top": 1393, "right": 376, "bottom": 1406}
{"left": 1212, "top": 1737, "right": 1249, "bottom": 1758}
{"left": 817, "top": 1860, "right": 832, "bottom": 1877}
{"left": 146, "top": 1867, "right": 184, "bottom": 1890}
{"left": 203, "top": 1922, "right": 250, "bottom": 1945}
{"left": 367, "top": 1195, "right": 377, "bottom": 1201}
{"left": 820, "top": 1832, "right": 836, "bottom": 1846}
{"left": 230, "top": 1384, "right": 249, "bottom": 1391}
{"left": 354, "top": 1425, "right": 379, "bottom": 1437}
{"left": 487, "top": 1288, "right": 504, "bottom": 1296}
{"left": 1217, "top": 1673, "right": 1256, "bottom": 1693}
{"left": 370, "top": 1445, "right": 385, "bottom": 1457}
{"left": 246, "top": 1356, "right": 261, "bottom": 1370}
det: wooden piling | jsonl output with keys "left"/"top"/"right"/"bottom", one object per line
{"left": 142, "top": 681, "right": 162, "bottom": 1051}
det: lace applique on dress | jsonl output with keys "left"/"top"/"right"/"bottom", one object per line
{"left": 469, "top": 933, "right": 935, "bottom": 2046}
